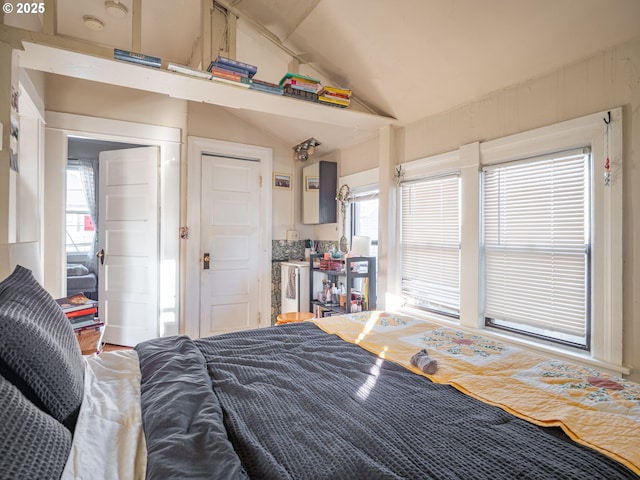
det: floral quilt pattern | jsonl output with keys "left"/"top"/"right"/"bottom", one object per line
{"left": 401, "top": 327, "right": 518, "bottom": 366}
{"left": 514, "top": 360, "right": 640, "bottom": 419}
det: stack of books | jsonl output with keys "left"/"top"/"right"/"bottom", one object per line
{"left": 279, "top": 73, "right": 322, "bottom": 102}
{"left": 207, "top": 55, "right": 256, "bottom": 88}
{"left": 318, "top": 86, "right": 352, "bottom": 108}
{"left": 56, "top": 293, "right": 100, "bottom": 329}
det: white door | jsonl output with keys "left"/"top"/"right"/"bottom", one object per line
{"left": 200, "top": 155, "right": 261, "bottom": 336}
{"left": 98, "top": 147, "right": 159, "bottom": 346}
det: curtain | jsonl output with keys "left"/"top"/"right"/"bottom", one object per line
{"left": 78, "top": 159, "right": 98, "bottom": 272}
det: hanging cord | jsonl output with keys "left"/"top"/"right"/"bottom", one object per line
{"left": 603, "top": 111, "right": 611, "bottom": 186}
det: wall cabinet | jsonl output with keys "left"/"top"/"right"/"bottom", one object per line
{"left": 309, "top": 253, "right": 376, "bottom": 316}
{"left": 302, "top": 161, "right": 337, "bottom": 224}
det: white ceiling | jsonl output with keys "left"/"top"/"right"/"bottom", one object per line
{"left": 7, "top": 0, "right": 640, "bottom": 149}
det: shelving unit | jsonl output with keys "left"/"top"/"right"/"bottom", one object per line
{"left": 309, "top": 253, "right": 376, "bottom": 316}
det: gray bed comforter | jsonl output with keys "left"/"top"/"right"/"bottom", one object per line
{"left": 135, "top": 322, "right": 638, "bottom": 480}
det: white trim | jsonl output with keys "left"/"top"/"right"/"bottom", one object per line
{"left": 46, "top": 111, "right": 181, "bottom": 144}
{"left": 339, "top": 167, "right": 379, "bottom": 189}
{"left": 185, "top": 136, "right": 273, "bottom": 339}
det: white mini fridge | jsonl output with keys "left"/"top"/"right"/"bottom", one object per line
{"left": 280, "top": 261, "right": 310, "bottom": 313}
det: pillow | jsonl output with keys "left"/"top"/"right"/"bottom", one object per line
{"left": 0, "top": 374, "right": 72, "bottom": 479}
{"left": 0, "top": 265, "right": 84, "bottom": 431}
{"left": 66, "top": 263, "right": 90, "bottom": 276}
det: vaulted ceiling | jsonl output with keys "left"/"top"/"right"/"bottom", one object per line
{"left": 6, "top": 0, "right": 640, "bottom": 148}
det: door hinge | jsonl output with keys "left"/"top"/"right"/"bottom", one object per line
{"left": 257, "top": 311, "right": 261, "bottom": 325}
{"left": 258, "top": 175, "right": 263, "bottom": 187}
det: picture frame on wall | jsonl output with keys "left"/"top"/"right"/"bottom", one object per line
{"left": 305, "top": 176, "right": 320, "bottom": 191}
{"left": 273, "top": 172, "right": 292, "bottom": 190}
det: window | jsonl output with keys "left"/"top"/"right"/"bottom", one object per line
{"left": 483, "top": 149, "right": 591, "bottom": 349}
{"left": 350, "top": 189, "right": 379, "bottom": 258}
{"left": 65, "top": 165, "right": 95, "bottom": 254}
{"left": 394, "top": 109, "right": 622, "bottom": 370}
{"left": 400, "top": 173, "right": 460, "bottom": 317}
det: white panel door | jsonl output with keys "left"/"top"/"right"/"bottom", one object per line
{"left": 200, "top": 155, "right": 261, "bottom": 336}
{"left": 99, "top": 147, "right": 159, "bottom": 346}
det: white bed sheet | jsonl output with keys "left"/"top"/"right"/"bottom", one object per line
{"left": 61, "top": 350, "right": 147, "bottom": 480}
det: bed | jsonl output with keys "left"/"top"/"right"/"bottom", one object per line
{"left": 1, "top": 265, "right": 639, "bottom": 479}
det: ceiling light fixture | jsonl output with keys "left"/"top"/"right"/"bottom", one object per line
{"left": 104, "top": 0, "right": 128, "bottom": 17}
{"left": 293, "top": 137, "right": 321, "bottom": 161}
{"left": 83, "top": 15, "right": 105, "bottom": 31}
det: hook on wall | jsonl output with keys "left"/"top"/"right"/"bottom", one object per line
{"left": 603, "top": 111, "right": 611, "bottom": 186}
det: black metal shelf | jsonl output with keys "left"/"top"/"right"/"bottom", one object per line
{"left": 309, "top": 253, "right": 376, "bottom": 315}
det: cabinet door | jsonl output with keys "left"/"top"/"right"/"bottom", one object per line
{"left": 302, "top": 161, "right": 337, "bottom": 224}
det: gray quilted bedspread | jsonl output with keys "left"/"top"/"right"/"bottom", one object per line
{"left": 136, "top": 323, "right": 638, "bottom": 480}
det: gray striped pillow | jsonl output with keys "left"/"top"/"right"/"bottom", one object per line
{"left": 0, "top": 265, "right": 84, "bottom": 431}
{"left": 0, "top": 374, "right": 72, "bottom": 479}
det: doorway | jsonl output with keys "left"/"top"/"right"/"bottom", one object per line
{"left": 65, "top": 137, "right": 145, "bottom": 302}
{"left": 45, "top": 112, "right": 182, "bottom": 343}
{"left": 185, "top": 137, "right": 273, "bottom": 338}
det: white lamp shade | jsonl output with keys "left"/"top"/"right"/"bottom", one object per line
{"left": 0, "top": 241, "right": 43, "bottom": 284}
{"left": 350, "top": 236, "right": 371, "bottom": 257}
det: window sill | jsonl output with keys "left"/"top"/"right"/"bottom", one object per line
{"left": 397, "top": 306, "right": 631, "bottom": 377}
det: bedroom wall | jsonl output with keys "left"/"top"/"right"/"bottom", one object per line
{"left": 340, "top": 36, "right": 640, "bottom": 381}
{"left": 45, "top": 75, "right": 298, "bottom": 239}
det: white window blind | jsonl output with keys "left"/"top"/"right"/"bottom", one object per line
{"left": 401, "top": 173, "right": 460, "bottom": 317}
{"left": 483, "top": 148, "right": 590, "bottom": 348}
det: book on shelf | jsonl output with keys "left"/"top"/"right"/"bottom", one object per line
{"left": 167, "top": 63, "right": 212, "bottom": 80}
{"left": 209, "top": 66, "right": 244, "bottom": 81}
{"left": 55, "top": 293, "right": 98, "bottom": 313}
{"left": 282, "top": 84, "right": 319, "bottom": 102}
{"left": 282, "top": 79, "right": 321, "bottom": 94}
{"left": 214, "top": 55, "right": 258, "bottom": 77}
{"left": 249, "top": 79, "right": 283, "bottom": 95}
{"left": 318, "top": 96, "right": 350, "bottom": 108}
{"left": 114, "top": 49, "right": 161, "bottom": 68}
{"left": 210, "top": 75, "right": 251, "bottom": 88}
{"left": 320, "top": 85, "right": 352, "bottom": 97}
{"left": 279, "top": 72, "right": 321, "bottom": 88}
{"left": 207, "top": 61, "right": 253, "bottom": 78}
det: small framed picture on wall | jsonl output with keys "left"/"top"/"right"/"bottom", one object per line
{"left": 273, "top": 172, "right": 292, "bottom": 190}
{"left": 305, "top": 176, "right": 320, "bottom": 191}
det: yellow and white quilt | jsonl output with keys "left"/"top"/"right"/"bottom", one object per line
{"left": 312, "top": 311, "right": 640, "bottom": 475}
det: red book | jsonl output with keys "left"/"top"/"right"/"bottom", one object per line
{"left": 65, "top": 306, "right": 98, "bottom": 319}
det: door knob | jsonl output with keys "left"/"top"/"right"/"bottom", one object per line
{"left": 203, "top": 253, "right": 210, "bottom": 270}
{"left": 97, "top": 249, "right": 105, "bottom": 265}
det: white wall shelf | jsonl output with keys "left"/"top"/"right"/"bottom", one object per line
{"left": 16, "top": 40, "right": 395, "bottom": 134}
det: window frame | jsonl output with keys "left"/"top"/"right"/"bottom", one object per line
{"left": 482, "top": 148, "right": 592, "bottom": 349}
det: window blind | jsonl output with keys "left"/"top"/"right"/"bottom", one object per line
{"left": 483, "top": 149, "right": 590, "bottom": 347}
{"left": 401, "top": 173, "right": 460, "bottom": 317}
